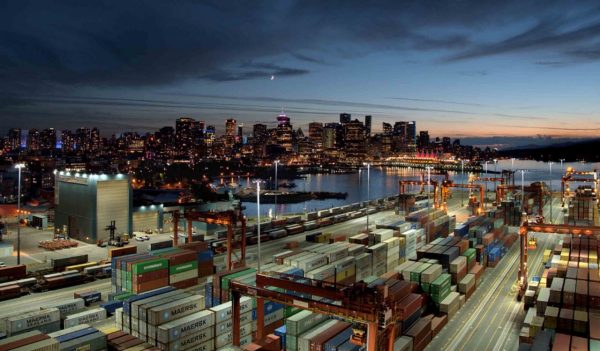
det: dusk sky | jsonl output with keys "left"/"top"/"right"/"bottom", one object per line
{"left": 1, "top": 1, "right": 600, "bottom": 143}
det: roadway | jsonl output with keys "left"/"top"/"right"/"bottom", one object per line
{"left": 426, "top": 196, "right": 563, "bottom": 351}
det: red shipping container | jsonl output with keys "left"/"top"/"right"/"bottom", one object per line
{"left": 397, "top": 293, "right": 423, "bottom": 321}
{"left": 388, "top": 280, "right": 411, "bottom": 301}
{"left": 0, "top": 264, "right": 26, "bottom": 281}
{"left": 405, "top": 316, "right": 432, "bottom": 345}
{"left": 133, "top": 277, "right": 169, "bottom": 293}
{"left": 431, "top": 315, "right": 447, "bottom": 337}
{"left": 166, "top": 250, "right": 197, "bottom": 265}
{"left": 132, "top": 268, "right": 168, "bottom": 284}
{"left": 413, "top": 330, "right": 432, "bottom": 351}
{"left": 590, "top": 312, "right": 600, "bottom": 340}
{"left": 171, "top": 278, "right": 197, "bottom": 289}
{"left": 0, "top": 334, "right": 49, "bottom": 351}
{"left": 309, "top": 320, "right": 351, "bottom": 351}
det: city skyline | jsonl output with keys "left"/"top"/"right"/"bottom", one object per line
{"left": 1, "top": 1, "right": 600, "bottom": 142}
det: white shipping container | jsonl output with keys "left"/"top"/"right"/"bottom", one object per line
{"left": 169, "top": 269, "right": 198, "bottom": 284}
{"left": 285, "top": 310, "right": 328, "bottom": 336}
{"left": 209, "top": 296, "right": 253, "bottom": 324}
{"left": 63, "top": 308, "right": 107, "bottom": 328}
{"left": 214, "top": 311, "right": 253, "bottom": 336}
{"left": 4, "top": 308, "right": 60, "bottom": 335}
{"left": 306, "top": 264, "right": 336, "bottom": 281}
{"left": 298, "top": 320, "right": 338, "bottom": 351}
{"left": 40, "top": 298, "right": 85, "bottom": 318}
{"left": 148, "top": 295, "right": 204, "bottom": 325}
{"left": 158, "top": 326, "right": 214, "bottom": 351}
{"left": 215, "top": 322, "right": 252, "bottom": 349}
{"left": 178, "top": 339, "right": 214, "bottom": 351}
{"left": 156, "top": 309, "right": 215, "bottom": 343}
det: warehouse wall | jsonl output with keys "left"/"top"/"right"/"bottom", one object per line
{"left": 132, "top": 209, "right": 160, "bottom": 232}
{"left": 54, "top": 179, "right": 96, "bottom": 242}
{"left": 96, "top": 179, "right": 131, "bottom": 242}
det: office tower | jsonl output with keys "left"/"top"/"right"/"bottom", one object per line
{"left": 40, "top": 128, "right": 57, "bottom": 150}
{"left": 308, "top": 122, "right": 323, "bottom": 150}
{"left": 61, "top": 130, "right": 75, "bottom": 152}
{"left": 7, "top": 128, "right": 21, "bottom": 150}
{"left": 91, "top": 128, "right": 101, "bottom": 151}
{"left": 419, "top": 131, "right": 430, "bottom": 148}
{"left": 365, "top": 115, "right": 372, "bottom": 137}
{"left": 382, "top": 122, "right": 393, "bottom": 134}
{"left": 176, "top": 117, "right": 196, "bottom": 149}
{"left": 27, "top": 129, "right": 40, "bottom": 151}
{"left": 205, "top": 125, "right": 215, "bottom": 146}
{"left": 340, "top": 113, "right": 351, "bottom": 124}
{"left": 344, "top": 119, "right": 366, "bottom": 160}
{"left": 276, "top": 112, "right": 293, "bottom": 152}
{"left": 323, "top": 123, "right": 338, "bottom": 149}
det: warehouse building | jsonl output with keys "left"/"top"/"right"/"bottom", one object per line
{"left": 54, "top": 172, "right": 132, "bottom": 243}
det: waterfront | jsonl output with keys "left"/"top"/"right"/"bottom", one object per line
{"left": 236, "top": 159, "right": 600, "bottom": 216}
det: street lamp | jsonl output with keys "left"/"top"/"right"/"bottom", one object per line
{"left": 426, "top": 166, "right": 433, "bottom": 209}
{"left": 519, "top": 170, "right": 527, "bottom": 215}
{"left": 484, "top": 161, "right": 489, "bottom": 176}
{"left": 15, "top": 163, "right": 25, "bottom": 265}
{"left": 549, "top": 162, "right": 554, "bottom": 223}
{"left": 511, "top": 158, "right": 515, "bottom": 171}
{"left": 559, "top": 159, "right": 565, "bottom": 173}
{"left": 253, "top": 179, "right": 264, "bottom": 272}
{"left": 273, "top": 160, "right": 279, "bottom": 219}
{"left": 493, "top": 159, "right": 498, "bottom": 173}
{"left": 364, "top": 163, "right": 371, "bottom": 232}
{"left": 460, "top": 159, "right": 465, "bottom": 207}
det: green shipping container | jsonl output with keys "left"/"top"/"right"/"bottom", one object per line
{"left": 410, "top": 263, "right": 431, "bottom": 284}
{"left": 431, "top": 286, "right": 450, "bottom": 303}
{"left": 112, "top": 292, "right": 133, "bottom": 301}
{"left": 430, "top": 273, "right": 451, "bottom": 295}
{"left": 221, "top": 268, "right": 257, "bottom": 291}
{"left": 132, "top": 258, "right": 169, "bottom": 275}
{"left": 169, "top": 261, "right": 199, "bottom": 274}
{"left": 421, "top": 282, "right": 430, "bottom": 294}
{"left": 463, "top": 248, "right": 476, "bottom": 264}
{"left": 285, "top": 306, "right": 301, "bottom": 318}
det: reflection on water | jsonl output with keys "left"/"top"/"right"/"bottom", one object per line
{"left": 240, "top": 159, "right": 600, "bottom": 216}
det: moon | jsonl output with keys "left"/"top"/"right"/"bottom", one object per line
{"left": 270, "top": 75, "right": 275, "bottom": 80}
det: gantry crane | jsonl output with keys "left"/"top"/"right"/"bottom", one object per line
{"left": 172, "top": 209, "right": 247, "bottom": 270}
{"left": 399, "top": 179, "right": 439, "bottom": 208}
{"left": 517, "top": 218, "right": 600, "bottom": 299}
{"left": 496, "top": 183, "right": 547, "bottom": 217}
{"left": 439, "top": 180, "right": 484, "bottom": 213}
{"left": 561, "top": 167, "right": 599, "bottom": 207}
{"left": 231, "top": 271, "right": 415, "bottom": 351}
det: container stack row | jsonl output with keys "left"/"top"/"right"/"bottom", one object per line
{"left": 519, "top": 236, "right": 600, "bottom": 350}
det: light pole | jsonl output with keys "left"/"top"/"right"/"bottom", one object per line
{"left": 511, "top": 158, "right": 515, "bottom": 171}
{"left": 549, "top": 162, "right": 554, "bottom": 223}
{"left": 460, "top": 160, "right": 465, "bottom": 207}
{"left": 519, "top": 170, "right": 526, "bottom": 215}
{"left": 493, "top": 159, "right": 498, "bottom": 173}
{"left": 559, "top": 159, "right": 565, "bottom": 173}
{"left": 15, "top": 163, "right": 25, "bottom": 265}
{"left": 364, "top": 163, "right": 371, "bottom": 232}
{"left": 273, "top": 160, "right": 279, "bottom": 219}
{"left": 484, "top": 161, "right": 489, "bottom": 176}
{"left": 426, "top": 166, "right": 432, "bottom": 209}
{"left": 253, "top": 180, "right": 264, "bottom": 272}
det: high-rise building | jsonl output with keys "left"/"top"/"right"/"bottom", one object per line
{"left": 382, "top": 122, "right": 393, "bottom": 134}
{"left": 225, "top": 119, "right": 237, "bottom": 137}
{"left": 176, "top": 117, "right": 196, "bottom": 149}
{"left": 419, "top": 131, "right": 430, "bottom": 148}
{"left": 340, "top": 113, "right": 351, "bottom": 124}
{"left": 75, "top": 127, "right": 91, "bottom": 152}
{"left": 344, "top": 119, "right": 366, "bottom": 161}
{"left": 205, "top": 125, "right": 215, "bottom": 146}
{"left": 40, "top": 128, "right": 57, "bottom": 150}
{"left": 61, "top": 130, "right": 75, "bottom": 152}
{"left": 392, "top": 121, "right": 416, "bottom": 152}
{"left": 237, "top": 123, "right": 243, "bottom": 140}
{"left": 308, "top": 122, "right": 323, "bottom": 150}
{"left": 365, "top": 115, "right": 372, "bottom": 137}
{"left": 27, "top": 129, "right": 40, "bottom": 151}
{"left": 253, "top": 124, "right": 268, "bottom": 144}
{"left": 7, "top": 128, "right": 21, "bottom": 150}
{"left": 276, "top": 112, "right": 293, "bottom": 152}
{"left": 323, "top": 123, "right": 338, "bottom": 149}
{"left": 91, "top": 128, "right": 101, "bottom": 151}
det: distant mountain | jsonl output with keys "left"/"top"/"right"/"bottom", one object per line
{"left": 497, "top": 138, "right": 600, "bottom": 162}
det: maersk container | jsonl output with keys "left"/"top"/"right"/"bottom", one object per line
{"left": 63, "top": 308, "right": 107, "bottom": 328}
{"left": 285, "top": 310, "right": 328, "bottom": 336}
{"left": 158, "top": 326, "right": 214, "bottom": 351}
{"left": 215, "top": 322, "right": 252, "bottom": 349}
{"left": 156, "top": 309, "right": 214, "bottom": 344}
{"left": 208, "top": 297, "right": 253, "bottom": 324}
{"left": 148, "top": 295, "right": 204, "bottom": 325}
{"left": 215, "top": 311, "right": 252, "bottom": 336}
{"left": 40, "top": 298, "right": 85, "bottom": 319}
{"left": 3, "top": 308, "right": 60, "bottom": 336}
